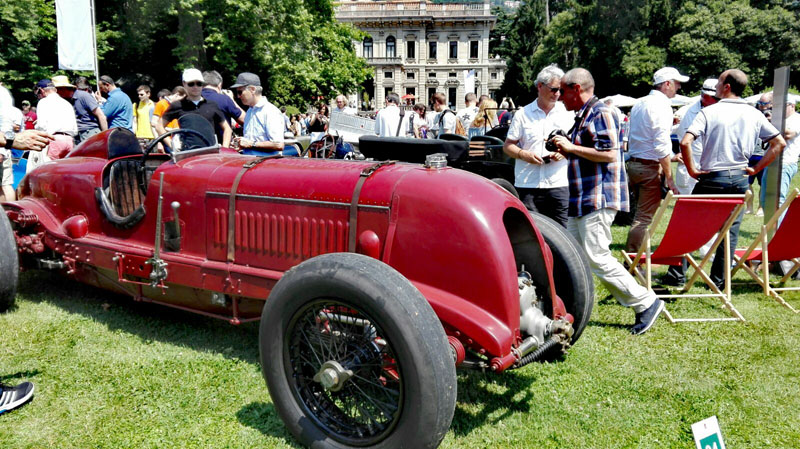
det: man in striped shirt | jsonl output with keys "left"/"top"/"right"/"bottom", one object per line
{"left": 550, "top": 68, "right": 664, "bottom": 335}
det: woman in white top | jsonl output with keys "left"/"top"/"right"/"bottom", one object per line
{"left": 409, "top": 103, "right": 430, "bottom": 138}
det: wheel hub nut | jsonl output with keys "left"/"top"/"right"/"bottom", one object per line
{"left": 320, "top": 369, "right": 338, "bottom": 389}
{"left": 313, "top": 360, "right": 353, "bottom": 392}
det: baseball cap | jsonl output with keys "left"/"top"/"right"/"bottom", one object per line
{"left": 36, "top": 79, "right": 54, "bottom": 89}
{"left": 52, "top": 75, "right": 76, "bottom": 89}
{"left": 182, "top": 68, "right": 204, "bottom": 83}
{"left": 230, "top": 72, "right": 261, "bottom": 88}
{"left": 21, "top": 100, "right": 30, "bottom": 106}
{"left": 653, "top": 67, "right": 690, "bottom": 85}
{"left": 701, "top": 78, "right": 717, "bottom": 96}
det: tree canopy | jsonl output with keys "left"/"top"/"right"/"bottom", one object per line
{"left": 495, "top": 0, "right": 800, "bottom": 103}
{"left": 0, "top": 0, "right": 371, "bottom": 108}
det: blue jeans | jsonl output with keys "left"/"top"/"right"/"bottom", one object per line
{"left": 759, "top": 163, "right": 798, "bottom": 209}
{"left": 665, "top": 172, "right": 749, "bottom": 286}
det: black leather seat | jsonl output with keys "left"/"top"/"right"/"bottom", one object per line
{"left": 358, "top": 135, "right": 468, "bottom": 164}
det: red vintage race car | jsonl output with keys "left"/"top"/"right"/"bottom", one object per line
{"left": 0, "top": 126, "right": 593, "bottom": 449}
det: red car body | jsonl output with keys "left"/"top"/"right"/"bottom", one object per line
{"left": 3, "top": 128, "right": 589, "bottom": 448}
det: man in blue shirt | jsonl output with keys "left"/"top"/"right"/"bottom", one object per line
{"left": 53, "top": 75, "right": 108, "bottom": 144}
{"left": 230, "top": 72, "right": 286, "bottom": 155}
{"left": 96, "top": 75, "right": 133, "bottom": 131}
{"left": 202, "top": 70, "right": 245, "bottom": 142}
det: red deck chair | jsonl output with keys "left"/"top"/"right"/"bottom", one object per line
{"left": 732, "top": 188, "right": 800, "bottom": 313}
{"left": 622, "top": 191, "right": 749, "bottom": 323}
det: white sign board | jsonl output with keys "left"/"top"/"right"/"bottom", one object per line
{"left": 692, "top": 416, "right": 726, "bottom": 449}
{"left": 328, "top": 112, "right": 376, "bottom": 145}
{"left": 464, "top": 69, "right": 475, "bottom": 95}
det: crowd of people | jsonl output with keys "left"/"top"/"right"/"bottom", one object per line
{"left": 502, "top": 64, "right": 797, "bottom": 337}
{"left": 2, "top": 62, "right": 799, "bottom": 413}
{"left": 372, "top": 91, "right": 515, "bottom": 139}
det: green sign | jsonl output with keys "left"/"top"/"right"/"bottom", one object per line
{"left": 699, "top": 433, "right": 722, "bottom": 449}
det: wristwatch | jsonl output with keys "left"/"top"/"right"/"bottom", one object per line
{"left": 3, "top": 131, "right": 15, "bottom": 149}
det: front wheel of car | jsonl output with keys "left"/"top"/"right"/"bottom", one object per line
{"left": 528, "top": 211, "right": 594, "bottom": 346}
{"left": 0, "top": 207, "right": 19, "bottom": 313}
{"left": 259, "top": 253, "right": 456, "bottom": 449}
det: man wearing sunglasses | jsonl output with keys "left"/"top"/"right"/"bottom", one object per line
{"left": 96, "top": 75, "right": 133, "bottom": 132}
{"left": 230, "top": 72, "right": 286, "bottom": 154}
{"left": 550, "top": 67, "right": 664, "bottom": 335}
{"left": 159, "top": 68, "right": 232, "bottom": 149}
{"left": 503, "top": 64, "right": 574, "bottom": 227}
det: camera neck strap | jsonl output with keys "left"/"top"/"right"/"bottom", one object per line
{"left": 568, "top": 95, "right": 599, "bottom": 142}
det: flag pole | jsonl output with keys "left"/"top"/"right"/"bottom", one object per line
{"left": 90, "top": 0, "right": 99, "bottom": 89}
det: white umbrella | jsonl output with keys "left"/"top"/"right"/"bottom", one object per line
{"left": 671, "top": 94, "right": 693, "bottom": 107}
{"left": 600, "top": 94, "right": 637, "bottom": 108}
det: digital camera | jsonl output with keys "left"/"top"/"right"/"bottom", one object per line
{"left": 545, "top": 129, "right": 568, "bottom": 153}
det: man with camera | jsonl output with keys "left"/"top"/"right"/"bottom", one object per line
{"left": 624, "top": 67, "right": 686, "bottom": 253}
{"left": 550, "top": 67, "right": 664, "bottom": 335}
{"left": 503, "top": 64, "right": 574, "bottom": 227}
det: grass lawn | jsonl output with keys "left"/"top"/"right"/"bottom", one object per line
{"left": 2, "top": 178, "right": 800, "bottom": 448}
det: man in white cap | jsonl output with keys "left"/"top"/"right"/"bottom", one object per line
{"left": 31, "top": 79, "right": 78, "bottom": 171}
{"left": 625, "top": 66, "right": 688, "bottom": 253}
{"left": 158, "top": 68, "right": 232, "bottom": 148}
{"left": 230, "top": 72, "right": 286, "bottom": 154}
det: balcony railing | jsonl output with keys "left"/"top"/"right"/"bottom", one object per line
{"left": 335, "top": 1, "right": 490, "bottom": 20}
{"left": 364, "top": 56, "right": 404, "bottom": 65}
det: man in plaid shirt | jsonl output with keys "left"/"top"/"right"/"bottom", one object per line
{"left": 550, "top": 68, "right": 664, "bottom": 335}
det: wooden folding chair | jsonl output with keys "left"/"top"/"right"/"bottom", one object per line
{"left": 732, "top": 188, "right": 800, "bottom": 313}
{"left": 621, "top": 191, "right": 750, "bottom": 323}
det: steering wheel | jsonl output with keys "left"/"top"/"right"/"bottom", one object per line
{"left": 139, "top": 128, "right": 214, "bottom": 194}
{"left": 142, "top": 128, "right": 213, "bottom": 160}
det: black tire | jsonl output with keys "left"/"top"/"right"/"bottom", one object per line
{"left": 259, "top": 253, "right": 456, "bottom": 449}
{"left": 0, "top": 207, "right": 19, "bottom": 313}
{"left": 528, "top": 211, "right": 594, "bottom": 345}
{"left": 490, "top": 177, "right": 519, "bottom": 198}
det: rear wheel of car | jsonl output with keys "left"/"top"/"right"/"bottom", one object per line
{"left": 528, "top": 211, "right": 594, "bottom": 346}
{"left": 0, "top": 207, "right": 19, "bottom": 313}
{"left": 491, "top": 177, "right": 519, "bottom": 198}
{"left": 259, "top": 253, "right": 456, "bottom": 449}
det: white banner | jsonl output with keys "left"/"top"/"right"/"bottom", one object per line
{"left": 463, "top": 69, "right": 475, "bottom": 96}
{"left": 56, "top": 0, "right": 96, "bottom": 71}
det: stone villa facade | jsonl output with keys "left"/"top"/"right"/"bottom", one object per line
{"left": 335, "top": 0, "right": 507, "bottom": 111}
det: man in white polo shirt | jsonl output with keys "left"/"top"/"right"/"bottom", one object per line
{"left": 503, "top": 64, "right": 574, "bottom": 227}
{"left": 680, "top": 69, "right": 786, "bottom": 289}
{"left": 625, "top": 67, "right": 686, "bottom": 252}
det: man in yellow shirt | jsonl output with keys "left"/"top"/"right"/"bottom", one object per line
{"left": 133, "top": 85, "right": 155, "bottom": 140}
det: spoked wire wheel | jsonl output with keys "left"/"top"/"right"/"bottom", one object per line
{"left": 260, "top": 253, "right": 456, "bottom": 449}
{"left": 286, "top": 300, "right": 402, "bottom": 445}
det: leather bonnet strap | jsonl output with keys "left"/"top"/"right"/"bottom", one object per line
{"left": 349, "top": 161, "right": 395, "bottom": 253}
